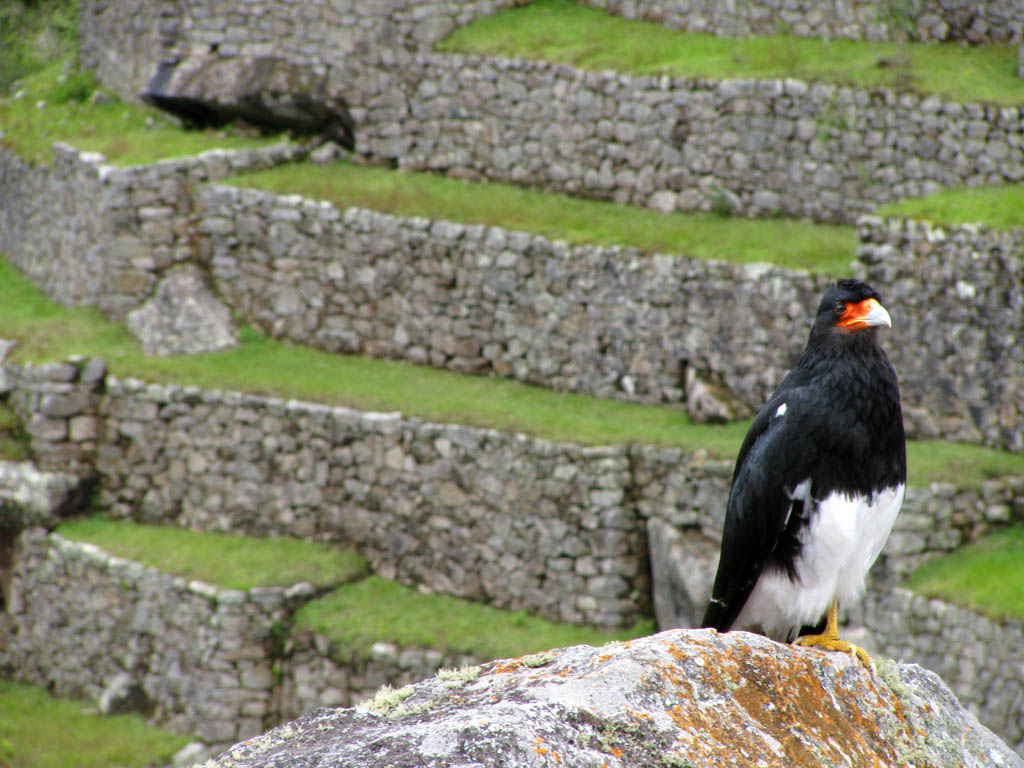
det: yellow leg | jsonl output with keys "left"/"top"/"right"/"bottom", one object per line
{"left": 795, "top": 599, "right": 873, "bottom": 669}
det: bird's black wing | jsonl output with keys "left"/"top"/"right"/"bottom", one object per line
{"left": 700, "top": 388, "right": 819, "bottom": 632}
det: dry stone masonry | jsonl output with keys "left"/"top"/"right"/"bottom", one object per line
{"left": 3, "top": 137, "right": 1022, "bottom": 449}
{"left": 77, "top": 0, "right": 1024, "bottom": 225}
{"left": 3, "top": 356, "right": 1024, "bottom": 753}
{"left": 581, "top": 0, "right": 1024, "bottom": 43}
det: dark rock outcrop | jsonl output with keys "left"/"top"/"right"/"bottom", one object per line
{"left": 142, "top": 56, "right": 355, "bottom": 149}
{"left": 207, "top": 628, "right": 1021, "bottom": 768}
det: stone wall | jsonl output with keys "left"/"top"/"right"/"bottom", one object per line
{"left": 3, "top": 525, "right": 1023, "bottom": 757}
{"left": 93, "top": 374, "right": 651, "bottom": 629}
{"left": 0, "top": 525, "right": 481, "bottom": 753}
{"left": 0, "top": 528, "right": 297, "bottom": 750}
{"left": 858, "top": 216, "right": 1024, "bottom": 451}
{"left": 200, "top": 183, "right": 1024, "bottom": 451}
{"left": 851, "top": 587, "right": 1024, "bottom": 755}
{"left": 0, "top": 142, "right": 303, "bottom": 321}
{"left": 4, "top": 140, "right": 1023, "bottom": 449}
{"left": 364, "top": 54, "right": 1024, "bottom": 223}
{"left": 4, "top": 357, "right": 1023, "bottom": 633}
{"left": 75, "top": 1, "right": 1024, "bottom": 225}
{"left": 78, "top": 0, "right": 518, "bottom": 103}
{"left": 202, "top": 183, "right": 827, "bottom": 412}
{"left": 581, "top": 0, "right": 1024, "bottom": 43}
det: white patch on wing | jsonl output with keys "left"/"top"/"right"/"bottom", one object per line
{"left": 730, "top": 484, "right": 905, "bottom": 640}
{"left": 774, "top": 403, "right": 787, "bottom": 418}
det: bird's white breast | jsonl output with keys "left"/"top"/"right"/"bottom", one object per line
{"left": 732, "top": 483, "right": 905, "bottom": 640}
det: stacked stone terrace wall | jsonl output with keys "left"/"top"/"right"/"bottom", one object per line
{"left": 3, "top": 142, "right": 1022, "bottom": 450}
{"left": 4, "top": 358, "right": 1023, "bottom": 632}
{"left": 3, "top": 516, "right": 1023, "bottom": 755}
{"left": 362, "top": 54, "right": 1024, "bottom": 224}
{"left": 76, "top": 1, "right": 1024, "bottom": 223}
{"left": 202, "top": 184, "right": 827, "bottom": 413}
{"left": 0, "top": 142, "right": 304, "bottom": 320}
{"left": 0, "top": 526, "right": 481, "bottom": 753}
{"left": 79, "top": 0, "right": 518, "bottom": 103}
{"left": 582, "top": 0, "right": 1024, "bottom": 43}
{"left": 0, "top": 528, "right": 296, "bottom": 749}
{"left": 200, "top": 183, "right": 1024, "bottom": 451}
{"left": 859, "top": 217, "right": 1024, "bottom": 451}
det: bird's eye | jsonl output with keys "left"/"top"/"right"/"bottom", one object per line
{"left": 833, "top": 301, "right": 846, "bottom": 316}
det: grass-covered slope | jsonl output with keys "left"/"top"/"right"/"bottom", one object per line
{"left": 0, "top": 1, "right": 281, "bottom": 165}
{"left": 3, "top": 253, "right": 1023, "bottom": 485}
{"left": 0, "top": 679, "right": 190, "bottom": 768}
{"left": 440, "top": 0, "right": 1024, "bottom": 105}
{"left": 295, "top": 576, "right": 653, "bottom": 663}
{"left": 228, "top": 162, "right": 857, "bottom": 274}
{"left": 877, "top": 184, "right": 1024, "bottom": 230}
{"left": 905, "top": 527, "right": 1024, "bottom": 621}
{"left": 56, "top": 518, "right": 368, "bottom": 590}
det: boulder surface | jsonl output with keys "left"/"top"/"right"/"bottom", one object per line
{"left": 208, "top": 628, "right": 1021, "bottom": 768}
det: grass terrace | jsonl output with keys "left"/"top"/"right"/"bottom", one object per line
{"left": 877, "top": 184, "right": 1024, "bottom": 230}
{"left": 227, "top": 162, "right": 858, "bottom": 274}
{"left": 2, "top": 253, "right": 1023, "bottom": 488}
{"left": 0, "top": 680, "right": 190, "bottom": 768}
{"left": 295, "top": 576, "right": 653, "bottom": 663}
{"left": 439, "top": 0, "right": 1024, "bottom": 106}
{"left": 56, "top": 518, "right": 369, "bottom": 590}
{"left": 906, "top": 527, "right": 1024, "bottom": 621}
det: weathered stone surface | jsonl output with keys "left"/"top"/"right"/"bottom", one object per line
{"left": 207, "top": 629, "right": 1022, "bottom": 768}
{"left": 647, "top": 519, "right": 716, "bottom": 630}
{"left": 142, "top": 56, "right": 355, "bottom": 149}
{"left": 126, "top": 265, "right": 239, "bottom": 356}
{"left": 0, "top": 461, "right": 86, "bottom": 529}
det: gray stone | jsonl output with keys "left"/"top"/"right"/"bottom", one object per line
{"left": 126, "top": 265, "right": 238, "bottom": 356}
{"left": 142, "top": 56, "right": 354, "bottom": 150}
{"left": 98, "top": 672, "right": 151, "bottom": 715}
{"left": 647, "top": 519, "right": 717, "bottom": 630}
{"left": 205, "top": 630, "right": 1023, "bottom": 768}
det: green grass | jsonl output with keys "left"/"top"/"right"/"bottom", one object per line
{"left": 228, "top": 162, "right": 857, "bottom": 274}
{"left": 0, "top": 0, "right": 80, "bottom": 95}
{"left": 295, "top": 575, "right": 653, "bottom": 663}
{"left": 56, "top": 518, "right": 368, "bottom": 591}
{"left": 440, "top": 0, "right": 1024, "bottom": 106}
{"left": 2, "top": 253, "right": 1022, "bottom": 485}
{"left": 877, "top": 183, "right": 1024, "bottom": 230}
{"left": 905, "top": 527, "right": 1024, "bottom": 620}
{"left": 0, "top": 63, "right": 284, "bottom": 165}
{"left": 0, "top": 679, "right": 190, "bottom": 768}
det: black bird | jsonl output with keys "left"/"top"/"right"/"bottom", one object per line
{"left": 701, "top": 278, "right": 906, "bottom": 665}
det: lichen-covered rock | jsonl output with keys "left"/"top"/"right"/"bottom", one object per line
{"left": 206, "top": 629, "right": 1022, "bottom": 768}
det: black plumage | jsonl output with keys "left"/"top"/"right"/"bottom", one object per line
{"left": 701, "top": 279, "right": 906, "bottom": 660}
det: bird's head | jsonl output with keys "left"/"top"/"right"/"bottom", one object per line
{"left": 814, "top": 278, "right": 892, "bottom": 338}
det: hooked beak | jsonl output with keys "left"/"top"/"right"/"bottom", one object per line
{"left": 839, "top": 298, "right": 891, "bottom": 331}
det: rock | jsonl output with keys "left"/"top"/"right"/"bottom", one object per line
{"left": 682, "top": 363, "right": 749, "bottom": 424}
{"left": 98, "top": 672, "right": 151, "bottom": 716}
{"left": 126, "top": 265, "right": 239, "bottom": 356}
{"left": 141, "top": 56, "right": 354, "bottom": 149}
{"left": 647, "top": 520, "right": 717, "bottom": 629}
{"left": 205, "top": 629, "right": 1022, "bottom": 768}
{"left": 0, "top": 462, "right": 88, "bottom": 529}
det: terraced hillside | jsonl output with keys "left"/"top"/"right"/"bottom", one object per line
{"left": 1, "top": 0, "right": 1023, "bottom": 764}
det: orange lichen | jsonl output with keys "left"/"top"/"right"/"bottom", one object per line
{"left": 655, "top": 636, "right": 924, "bottom": 767}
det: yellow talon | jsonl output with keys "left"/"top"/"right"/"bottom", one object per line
{"left": 795, "top": 599, "right": 873, "bottom": 670}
